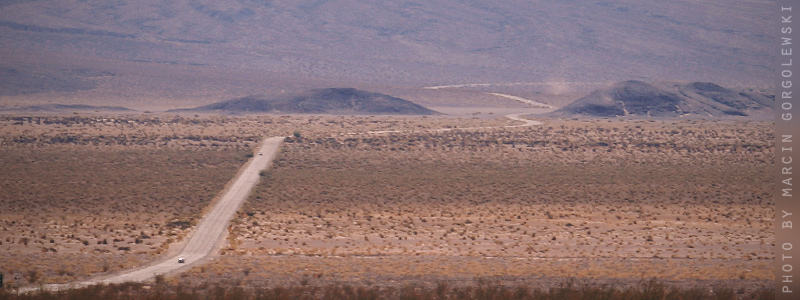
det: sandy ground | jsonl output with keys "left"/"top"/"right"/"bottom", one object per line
{"left": 17, "top": 137, "right": 283, "bottom": 292}
{"left": 0, "top": 114, "right": 774, "bottom": 294}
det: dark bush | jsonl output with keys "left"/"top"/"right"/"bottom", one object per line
{"left": 3, "top": 279, "right": 774, "bottom": 300}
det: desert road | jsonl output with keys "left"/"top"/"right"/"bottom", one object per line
{"left": 28, "top": 136, "right": 285, "bottom": 291}
{"left": 25, "top": 113, "right": 540, "bottom": 292}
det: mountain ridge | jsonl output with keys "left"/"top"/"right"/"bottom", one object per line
{"left": 1, "top": 104, "right": 134, "bottom": 113}
{"left": 0, "top": 1, "right": 773, "bottom": 88}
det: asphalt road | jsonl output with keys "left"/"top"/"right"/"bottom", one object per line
{"left": 30, "top": 136, "right": 285, "bottom": 291}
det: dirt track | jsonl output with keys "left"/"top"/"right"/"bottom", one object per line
{"left": 26, "top": 114, "right": 542, "bottom": 291}
{"left": 27, "top": 137, "right": 284, "bottom": 291}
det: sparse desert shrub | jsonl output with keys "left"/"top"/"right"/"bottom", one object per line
{"left": 0, "top": 138, "right": 248, "bottom": 285}
{"left": 1, "top": 279, "right": 775, "bottom": 300}
{"left": 25, "top": 270, "right": 39, "bottom": 284}
{"left": 227, "top": 119, "right": 773, "bottom": 286}
{"left": 0, "top": 117, "right": 774, "bottom": 290}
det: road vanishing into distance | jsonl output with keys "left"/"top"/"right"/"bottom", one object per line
{"left": 27, "top": 137, "right": 285, "bottom": 292}
{"left": 25, "top": 113, "right": 542, "bottom": 292}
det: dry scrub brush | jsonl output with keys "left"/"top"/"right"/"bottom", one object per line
{"left": 230, "top": 119, "right": 773, "bottom": 282}
{"left": 0, "top": 114, "right": 506, "bottom": 147}
{"left": 0, "top": 278, "right": 776, "bottom": 300}
{"left": 0, "top": 145, "right": 248, "bottom": 285}
{"left": 0, "top": 114, "right": 503, "bottom": 287}
{"left": 0, "top": 115, "right": 265, "bottom": 286}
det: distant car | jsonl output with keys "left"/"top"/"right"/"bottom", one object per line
{"left": 258, "top": 152, "right": 263, "bottom": 156}
{"left": 178, "top": 258, "right": 185, "bottom": 263}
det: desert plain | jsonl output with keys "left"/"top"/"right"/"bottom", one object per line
{"left": 0, "top": 113, "right": 774, "bottom": 298}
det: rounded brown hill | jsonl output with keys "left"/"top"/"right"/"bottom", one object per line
{"left": 170, "top": 88, "right": 439, "bottom": 115}
{"left": 550, "top": 80, "right": 773, "bottom": 119}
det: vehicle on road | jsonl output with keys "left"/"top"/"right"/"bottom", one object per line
{"left": 177, "top": 258, "right": 185, "bottom": 263}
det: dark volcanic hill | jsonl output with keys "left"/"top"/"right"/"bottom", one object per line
{"left": 550, "top": 81, "right": 773, "bottom": 119}
{"left": 171, "top": 88, "right": 439, "bottom": 115}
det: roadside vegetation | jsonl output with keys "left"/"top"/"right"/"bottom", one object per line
{"left": 0, "top": 114, "right": 504, "bottom": 287}
{"left": 214, "top": 118, "right": 773, "bottom": 293}
{"left": 0, "top": 279, "right": 775, "bottom": 300}
{"left": 0, "top": 115, "right": 774, "bottom": 295}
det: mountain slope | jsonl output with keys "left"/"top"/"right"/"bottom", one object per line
{"left": 0, "top": 0, "right": 774, "bottom": 87}
{"left": 0, "top": 66, "right": 98, "bottom": 96}
{"left": 171, "top": 88, "right": 439, "bottom": 115}
{"left": 1, "top": 104, "right": 133, "bottom": 113}
{"left": 550, "top": 81, "right": 773, "bottom": 119}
